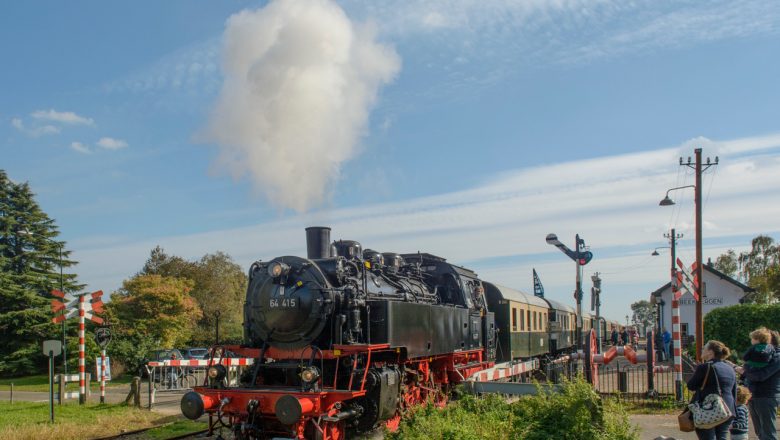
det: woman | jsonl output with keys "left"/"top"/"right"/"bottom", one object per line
{"left": 737, "top": 328, "right": 780, "bottom": 440}
{"left": 687, "top": 340, "right": 737, "bottom": 440}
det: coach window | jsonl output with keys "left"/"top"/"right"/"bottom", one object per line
{"left": 520, "top": 308, "right": 525, "bottom": 331}
{"left": 532, "top": 311, "right": 536, "bottom": 331}
{"left": 512, "top": 307, "right": 517, "bottom": 331}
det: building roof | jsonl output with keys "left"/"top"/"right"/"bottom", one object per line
{"left": 650, "top": 263, "right": 754, "bottom": 299}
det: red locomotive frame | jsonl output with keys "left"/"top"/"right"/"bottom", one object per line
{"left": 192, "top": 343, "right": 493, "bottom": 439}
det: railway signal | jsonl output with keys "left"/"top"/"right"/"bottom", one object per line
{"left": 546, "top": 233, "right": 593, "bottom": 350}
{"left": 50, "top": 289, "right": 105, "bottom": 404}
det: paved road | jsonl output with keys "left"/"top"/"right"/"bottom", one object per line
{"left": 0, "top": 385, "right": 184, "bottom": 414}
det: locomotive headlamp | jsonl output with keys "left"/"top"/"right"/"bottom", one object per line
{"left": 207, "top": 364, "right": 227, "bottom": 381}
{"left": 267, "top": 261, "right": 290, "bottom": 278}
{"left": 299, "top": 366, "right": 320, "bottom": 383}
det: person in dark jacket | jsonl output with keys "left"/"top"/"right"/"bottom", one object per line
{"left": 738, "top": 335, "right": 780, "bottom": 440}
{"left": 611, "top": 327, "right": 619, "bottom": 346}
{"left": 687, "top": 340, "right": 737, "bottom": 440}
{"left": 621, "top": 327, "right": 630, "bottom": 346}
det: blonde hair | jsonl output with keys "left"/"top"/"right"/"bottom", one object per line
{"left": 705, "top": 340, "right": 731, "bottom": 360}
{"left": 736, "top": 386, "right": 752, "bottom": 405}
{"left": 751, "top": 327, "right": 772, "bottom": 344}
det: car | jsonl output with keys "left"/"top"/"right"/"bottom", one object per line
{"left": 181, "top": 347, "right": 209, "bottom": 360}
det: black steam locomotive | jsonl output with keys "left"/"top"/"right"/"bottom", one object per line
{"left": 182, "top": 227, "right": 497, "bottom": 439}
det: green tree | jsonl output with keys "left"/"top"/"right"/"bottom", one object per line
{"left": 714, "top": 235, "right": 779, "bottom": 303}
{"left": 108, "top": 274, "right": 202, "bottom": 350}
{"left": 714, "top": 249, "right": 738, "bottom": 277}
{"left": 630, "top": 300, "right": 655, "bottom": 334}
{"left": 0, "top": 171, "right": 81, "bottom": 375}
{"left": 140, "top": 248, "right": 247, "bottom": 345}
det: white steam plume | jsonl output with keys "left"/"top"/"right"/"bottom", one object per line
{"left": 204, "top": 0, "right": 401, "bottom": 212}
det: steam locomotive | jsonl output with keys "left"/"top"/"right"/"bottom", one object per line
{"left": 180, "top": 227, "right": 618, "bottom": 439}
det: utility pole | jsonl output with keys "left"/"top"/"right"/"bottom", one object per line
{"left": 680, "top": 149, "right": 718, "bottom": 361}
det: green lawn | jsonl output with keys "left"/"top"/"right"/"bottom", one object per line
{"left": 0, "top": 374, "right": 134, "bottom": 392}
{"left": 0, "top": 401, "right": 177, "bottom": 440}
{"left": 142, "top": 420, "right": 208, "bottom": 439}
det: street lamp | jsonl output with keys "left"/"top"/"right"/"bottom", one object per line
{"left": 658, "top": 185, "right": 694, "bottom": 206}
{"left": 651, "top": 246, "right": 670, "bottom": 256}
{"left": 19, "top": 230, "right": 67, "bottom": 374}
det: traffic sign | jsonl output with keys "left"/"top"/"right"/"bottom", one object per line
{"left": 95, "top": 327, "right": 112, "bottom": 348}
{"left": 43, "top": 340, "right": 62, "bottom": 357}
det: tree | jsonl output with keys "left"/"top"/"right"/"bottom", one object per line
{"left": 0, "top": 171, "right": 81, "bottom": 375}
{"left": 140, "top": 248, "right": 247, "bottom": 345}
{"left": 714, "top": 249, "right": 738, "bottom": 277}
{"left": 108, "top": 274, "right": 202, "bottom": 350}
{"left": 630, "top": 300, "right": 655, "bottom": 334}
{"left": 714, "top": 235, "right": 779, "bottom": 303}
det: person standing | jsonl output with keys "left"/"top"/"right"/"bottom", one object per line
{"left": 737, "top": 327, "right": 780, "bottom": 440}
{"left": 687, "top": 340, "right": 737, "bottom": 440}
{"left": 663, "top": 327, "right": 672, "bottom": 360}
{"left": 729, "top": 386, "right": 751, "bottom": 440}
{"left": 611, "top": 327, "right": 619, "bottom": 346}
{"left": 621, "top": 327, "right": 630, "bottom": 347}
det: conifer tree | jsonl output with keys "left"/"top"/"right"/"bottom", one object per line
{"left": 0, "top": 170, "right": 81, "bottom": 375}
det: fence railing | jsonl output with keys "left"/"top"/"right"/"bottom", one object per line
{"left": 144, "top": 358, "right": 253, "bottom": 409}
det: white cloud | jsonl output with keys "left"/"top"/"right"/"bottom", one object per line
{"left": 31, "top": 109, "right": 95, "bottom": 126}
{"left": 203, "top": 0, "right": 401, "bottom": 212}
{"left": 71, "top": 132, "right": 780, "bottom": 319}
{"left": 96, "top": 137, "right": 128, "bottom": 150}
{"left": 10, "top": 117, "right": 61, "bottom": 137}
{"left": 70, "top": 142, "right": 91, "bottom": 154}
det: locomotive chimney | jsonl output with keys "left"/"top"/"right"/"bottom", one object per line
{"left": 305, "top": 226, "right": 332, "bottom": 259}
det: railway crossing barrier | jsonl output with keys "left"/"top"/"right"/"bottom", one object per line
{"left": 463, "top": 358, "right": 543, "bottom": 395}
{"left": 145, "top": 357, "right": 253, "bottom": 409}
{"left": 55, "top": 373, "right": 91, "bottom": 403}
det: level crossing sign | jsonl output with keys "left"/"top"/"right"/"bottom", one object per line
{"left": 673, "top": 259, "right": 699, "bottom": 300}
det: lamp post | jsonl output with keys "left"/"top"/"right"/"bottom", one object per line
{"left": 20, "top": 230, "right": 67, "bottom": 374}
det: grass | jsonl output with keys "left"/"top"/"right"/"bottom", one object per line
{"left": 0, "top": 401, "right": 178, "bottom": 440}
{"left": 142, "top": 420, "right": 208, "bottom": 439}
{"left": 0, "top": 374, "right": 134, "bottom": 392}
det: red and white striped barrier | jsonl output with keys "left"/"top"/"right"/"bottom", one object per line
{"left": 466, "top": 358, "right": 540, "bottom": 382}
{"left": 147, "top": 358, "right": 254, "bottom": 368}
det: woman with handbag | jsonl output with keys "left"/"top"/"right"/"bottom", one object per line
{"left": 686, "top": 340, "right": 737, "bottom": 440}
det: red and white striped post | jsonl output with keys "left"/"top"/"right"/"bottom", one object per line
{"left": 671, "top": 287, "right": 683, "bottom": 401}
{"left": 78, "top": 294, "right": 86, "bottom": 404}
{"left": 100, "top": 349, "right": 106, "bottom": 404}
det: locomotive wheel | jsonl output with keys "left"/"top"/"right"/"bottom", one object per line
{"left": 310, "top": 420, "right": 344, "bottom": 440}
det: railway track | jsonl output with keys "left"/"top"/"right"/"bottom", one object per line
{"left": 93, "top": 425, "right": 209, "bottom": 440}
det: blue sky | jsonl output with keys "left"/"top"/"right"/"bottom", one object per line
{"left": 2, "top": 0, "right": 780, "bottom": 321}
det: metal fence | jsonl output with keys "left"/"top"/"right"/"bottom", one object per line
{"left": 544, "top": 358, "right": 691, "bottom": 406}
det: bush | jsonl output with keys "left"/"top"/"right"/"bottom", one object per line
{"left": 704, "top": 304, "right": 780, "bottom": 360}
{"left": 388, "top": 379, "right": 638, "bottom": 440}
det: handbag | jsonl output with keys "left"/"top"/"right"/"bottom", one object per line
{"left": 688, "top": 363, "right": 732, "bottom": 429}
{"left": 678, "top": 408, "right": 695, "bottom": 432}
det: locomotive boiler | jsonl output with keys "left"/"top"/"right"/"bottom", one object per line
{"left": 181, "top": 227, "right": 497, "bottom": 439}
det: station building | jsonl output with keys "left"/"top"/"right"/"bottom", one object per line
{"left": 650, "top": 261, "right": 754, "bottom": 341}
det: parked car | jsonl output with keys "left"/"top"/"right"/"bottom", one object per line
{"left": 181, "top": 347, "right": 209, "bottom": 360}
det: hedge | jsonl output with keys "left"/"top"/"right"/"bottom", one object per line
{"left": 388, "top": 379, "right": 637, "bottom": 440}
{"left": 703, "top": 304, "right": 780, "bottom": 359}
